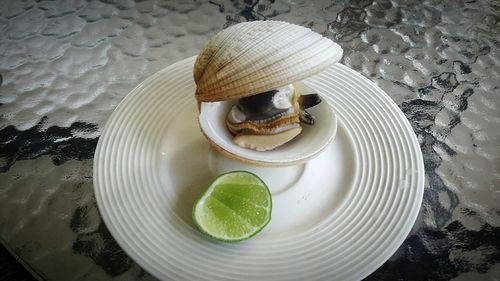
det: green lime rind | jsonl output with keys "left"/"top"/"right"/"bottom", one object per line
{"left": 192, "top": 171, "right": 272, "bottom": 242}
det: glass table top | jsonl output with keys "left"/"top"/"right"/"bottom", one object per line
{"left": 0, "top": 0, "right": 499, "bottom": 280}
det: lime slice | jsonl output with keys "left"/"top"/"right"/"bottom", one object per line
{"left": 192, "top": 171, "right": 272, "bottom": 242}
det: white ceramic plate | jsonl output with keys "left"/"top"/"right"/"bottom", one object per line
{"left": 94, "top": 57, "right": 424, "bottom": 281}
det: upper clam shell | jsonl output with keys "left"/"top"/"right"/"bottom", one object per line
{"left": 194, "top": 21, "right": 343, "bottom": 102}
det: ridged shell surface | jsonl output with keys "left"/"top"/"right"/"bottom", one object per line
{"left": 194, "top": 21, "right": 343, "bottom": 102}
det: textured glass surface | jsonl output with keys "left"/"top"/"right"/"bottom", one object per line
{"left": 0, "top": 0, "right": 499, "bottom": 280}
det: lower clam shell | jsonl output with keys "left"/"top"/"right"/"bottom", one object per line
{"left": 198, "top": 82, "right": 337, "bottom": 166}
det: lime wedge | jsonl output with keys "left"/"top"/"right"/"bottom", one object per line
{"left": 192, "top": 171, "right": 272, "bottom": 242}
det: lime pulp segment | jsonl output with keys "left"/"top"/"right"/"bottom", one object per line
{"left": 193, "top": 171, "right": 272, "bottom": 242}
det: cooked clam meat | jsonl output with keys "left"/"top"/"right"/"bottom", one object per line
{"left": 226, "top": 84, "right": 322, "bottom": 151}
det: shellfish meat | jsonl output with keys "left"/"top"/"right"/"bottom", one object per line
{"left": 226, "top": 84, "right": 323, "bottom": 151}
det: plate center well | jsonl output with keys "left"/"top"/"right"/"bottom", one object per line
{"left": 158, "top": 102, "right": 356, "bottom": 237}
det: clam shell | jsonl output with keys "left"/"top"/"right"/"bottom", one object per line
{"left": 234, "top": 127, "right": 303, "bottom": 152}
{"left": 194, "top": 21, "right": 343, "bottom": 102}
{"left": 198, "top": 82, "right": 337, "bottom": 166}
